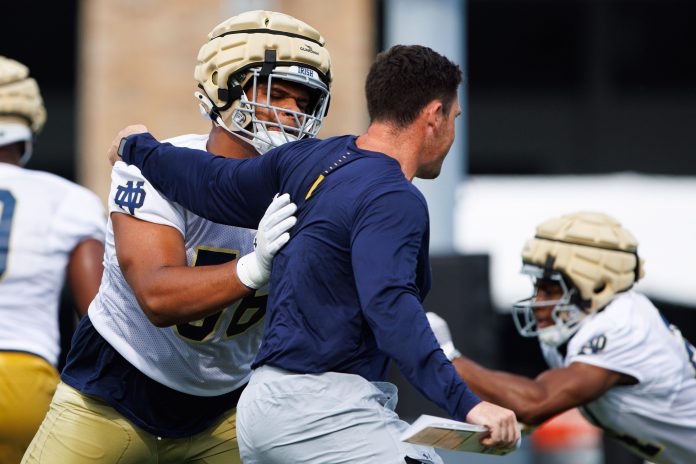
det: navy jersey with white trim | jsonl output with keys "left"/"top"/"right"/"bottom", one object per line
{"left": 121, "top": 133, "right": 481, "bottom": 420}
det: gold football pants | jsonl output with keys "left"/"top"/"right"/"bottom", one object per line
{"left": 21, "top": 382, "right": 240, "bottom": 464}
{"left": 0, "top": 352, "right": 59, "bottom": 464}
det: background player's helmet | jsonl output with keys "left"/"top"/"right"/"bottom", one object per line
{"left": 512, "top": 211, "right": 644, "bottom": 346}
{"left": 0, "top": 56, "right": 46, "bottom": 165}
{"left": 194, "top": 10, "right": 332, "bottom": 154}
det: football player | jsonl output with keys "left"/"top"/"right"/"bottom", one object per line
{"left": 0, "top": 56, "right": 105, "bottom": 464}
{"left": 109, "top": 44, "right": 520, "bottom": 463}
{"left": 22, "top": 11, "right": 330, "bottom": 464}
{"left": 427, "top": 211, "right": 696, "bottom": 464}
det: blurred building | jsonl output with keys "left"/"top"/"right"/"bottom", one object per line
{"left": 76, "top": 0, "right": 375, "bottom": 202}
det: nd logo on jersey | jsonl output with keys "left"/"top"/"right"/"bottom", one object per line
{"left": 115, "top": 181, "right": 146, "bottom": 215}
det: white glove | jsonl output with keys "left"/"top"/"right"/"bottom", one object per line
{"left": 236, "top": 193, "right": 297, "bottom": 289}
{"left": 426, "top": 312, "right": 462, "bottom": 361}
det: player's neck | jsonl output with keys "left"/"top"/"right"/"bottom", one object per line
{"left": 207, "top": 125, "right": 259, "bottom": 160}
{"left": 356, "top": 122, "right": 424, "bottom": 181}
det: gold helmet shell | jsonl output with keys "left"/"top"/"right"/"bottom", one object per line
{"left": 0, "top": 56, "right": 46, "bottom": 164}
{"left": 194, "top": 10, "right": 331, "bottom": 152}
{"left": 0, "top": 56, "right": 46, "bottom": 134}
{"left": 521, "top": 211, "right": 644, "bottom": 314}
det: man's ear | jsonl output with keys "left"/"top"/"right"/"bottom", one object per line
{"left": 423, "top": 99, "right": 444, "bottom": 129}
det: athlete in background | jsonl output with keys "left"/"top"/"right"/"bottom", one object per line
{"left": 0, "top": 56, "right": 105, "bottom": 464}
{"left": 427, "top": 211, "right": 696, "bottom": 464}
{"left": 22, "top": 11, "right": 330, "bottom": 464}
{"left": 110, "top": 44, "right": 519, "bottom": 463}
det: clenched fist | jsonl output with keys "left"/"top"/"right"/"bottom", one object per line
{"left": 466, "top": 401, "right": 520, "bottom": 450}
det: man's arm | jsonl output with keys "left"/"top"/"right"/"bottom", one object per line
{"left": 67, "top": 239, "right": 104, "bottom": 316}
{"left": 113, "top": 214, "right": 250, "bottom": 326}
{"left": 427, "top": 312, "right": 627, "bottom": 425}
{"left": 113, "top": 193, "right": 296, "bottom": 327}
{"left": 351, "top": 192, "right": 518, "bottom": 448}
{"left": 452, "top": 356, "right": 623, "bottom": 425}
{"left": 112, "top": 128, "right": 278, "bottom": 228}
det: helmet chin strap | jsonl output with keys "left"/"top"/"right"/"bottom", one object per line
{"left": 537, "top": 319, "right": 582, "bottom": 347}
{"left": 251, "top": 130, "right": 297, "bottom": 155}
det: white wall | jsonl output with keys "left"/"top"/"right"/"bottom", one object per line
{"left": 384, "top": 0, "right": 465, "bottom": 255}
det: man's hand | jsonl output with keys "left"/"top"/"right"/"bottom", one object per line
{"left": 426, "top": 312, "right": 461, "bottom": 361}
{"left": 466, "top": 401, "right": 520, "bottom": 450}
{"left": 236, "top": 193, "right": 297, "bottom": 289}
{"left": 107, "top": 124, "right": 149, "bottom": 166}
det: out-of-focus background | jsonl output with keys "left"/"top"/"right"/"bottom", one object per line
{"left": 3, "top": 1, "right": 695, "bottom": 463}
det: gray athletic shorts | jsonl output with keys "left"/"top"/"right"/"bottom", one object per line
{"left": 237, "top": 366, "right": 443, "bottom": 464}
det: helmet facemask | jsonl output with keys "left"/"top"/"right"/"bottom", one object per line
{"left": 227, "top": 67, "right": 329, "bottom": 154}
{"left": 512, "top": 264, "right": 586, "bottom": 347}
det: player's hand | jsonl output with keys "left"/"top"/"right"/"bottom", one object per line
{"left": 466, "top": 401, "right": 520, "bottom": 450}
{"left": 426, "top": 312, "right": 461, "bottom": 361}
{"left": 236, "top": 193, "right": 297, "bottom": 289}
{"left": 107, "top": 124, "right": 149, "bottom": 166}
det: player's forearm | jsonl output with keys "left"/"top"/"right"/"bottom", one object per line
{"left": 395, "top": 340, "right": 481, "bottom": 422}
{"left": 451, "top": 356, "right": 554, "bottom": 425}
{"left": 120, "top": 133, "right": 270, "bottom": 228}
{"left": 369, "top": 294, "right": 481, "bottom": 421}
{"left": 128, "top": 261, "right": 252, "bottom": 327}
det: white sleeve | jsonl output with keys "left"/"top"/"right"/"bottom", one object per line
{"left": 566, "top": 305, "right": 648, "bottom": 383}
{"left": 108, "top": 161, "right": 186, "bottom": 237}
{"left": 50, "top": 185, "right": 106, "bottom": 254}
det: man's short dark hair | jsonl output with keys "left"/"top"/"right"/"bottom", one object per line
{"left": 365, "top": 45, "right": 463, "bottom": 127}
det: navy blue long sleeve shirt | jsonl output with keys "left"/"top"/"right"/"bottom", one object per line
{"left": 120, "top": 133, "right": 481, "bottom": 420}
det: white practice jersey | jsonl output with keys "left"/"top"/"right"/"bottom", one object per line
{"left": 0, "top": 163, "right": 105, "bottom": 366}
{"left": 89, "top": 134, "right": 265, "bottom": 397}
{"left": 541, "top": 290, "right": 696, "bottom": 464}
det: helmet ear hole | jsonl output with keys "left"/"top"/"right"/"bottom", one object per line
{"left": 212, "top": 72, "right": 218, "bottom": 85}
{"left": 593, "top": 282, "right": 606, "bottom": 294}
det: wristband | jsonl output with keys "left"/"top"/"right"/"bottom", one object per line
{"left": 441, "top": 341, "right": 462, "bottom": 362}
{"left": 117, "top": 136, "right": 130, "bottom": 159}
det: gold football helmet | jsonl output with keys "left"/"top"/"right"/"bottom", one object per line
{"left": 0, "top": 56, "right": 46, "bottom": 165}
{"left": 513, "top": 212, "right": 643, "bottom": 346}
{"left": 194, "top": 10, "right": 332, "bottom": 154}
